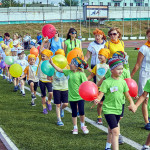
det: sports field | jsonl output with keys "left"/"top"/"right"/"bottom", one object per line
{"left": 0, "top": 47, "right": 147, "bottom": 150}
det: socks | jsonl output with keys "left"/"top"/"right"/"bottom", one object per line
{"left": 80, "top": 122, "right": 85, "bottom": 127}
{"left": 48, "top": 100, "right": 51, "bottom": 104}
{"left": 105, "top": 142, "right": 111, "bottom": 149}
{"left": 74, "top": 125, "right": 78, "bottom": 129}
{"left": 43, "top": 104, "right": 46, "bottom": 109}
{"left": 57, "top": 117, "right": 61, "bottom": 122}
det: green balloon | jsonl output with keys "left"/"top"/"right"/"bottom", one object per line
{"left": 5, "top": 56, "right": 14, "bottom": 65}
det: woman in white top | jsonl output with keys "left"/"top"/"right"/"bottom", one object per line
{"left": 131, "top": 28, "right": 150, "bottom": 130}
{"left": 85, "top": 28, "right": 106, "bottom": 83}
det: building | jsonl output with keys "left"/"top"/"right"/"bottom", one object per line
{"left": 78, "top": 0, "right": 149, "bottom": 7}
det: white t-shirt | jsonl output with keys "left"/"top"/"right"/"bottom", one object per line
{"left": 139, "top": 45, "right": 150, "bottom": 71}
{"left": 12, "top": 56, "right": 18, "bottom": 63}
{"left": 87, "top": 41, "right": 106, "bottom": 65}
{"left": 16, "top": 59, "right": 29, "bottom": 72}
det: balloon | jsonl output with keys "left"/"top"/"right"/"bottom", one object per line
{"left": 0, "top": 61, "right": 5, "bottom": 69}
{"left": 37, "top": 45, "right": 41, "bottom": 51}
{"left": 73, "top": 47, "right": 82, "bottom": 51}
{"left": 9, "top": 41, "right": 13, "bottom": 48}
{"left": 42, "top": 24, "right": 56, "bottom": 39}
{"left": 67, "top": 49, "right": 84, "bottom": 64}
{"left": 5, "top": 56, "right": 14, "bottom": 65}
{"left": 124, "top": 78, "right": 138, "bottom": 97}
{"left": 55, "top": 49, "right": 65, "bottom": 56}
{"left": 56, "top": 71, "right": 64, "bottom": 78}
{"left": 30, "top": 47, "right": 39, "bottom": 57}
{"left": 9, "top": 64, "right": 23, "bottom": 78}
{"left": 0, "top": 41, "right": 4, "bottom": 44}
{"left": 41, "top": 60, "right": 55, "bottom": 76}
{"left": 79, "top": 81, "right": 98, "bottom": 101}
{"left": 52, "top": 55, "right": 68, "bottom": 69}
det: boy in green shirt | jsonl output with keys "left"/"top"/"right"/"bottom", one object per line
{"left": 95, "top": 58, "right": 135, "bottom": 150}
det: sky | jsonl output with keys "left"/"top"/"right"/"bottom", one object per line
{"left": 18, "top": 0, "right": 62, "bottom": 4}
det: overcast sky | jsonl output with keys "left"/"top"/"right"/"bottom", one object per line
{"left": 18, "top": 0, "right": 62, "bottom": 4}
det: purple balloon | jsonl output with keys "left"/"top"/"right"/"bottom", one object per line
{"left": 0, "top": 61, "right": 5, "bottom": 69}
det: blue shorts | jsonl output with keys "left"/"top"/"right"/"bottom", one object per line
{"left": 39, "top": 81, "right": 52, "bottom": 97}
{"left": 53, "top": 90, "right": 68, "bottom": 104}
{"left": 28, "top": 80, "right": 38, "bottom": 91}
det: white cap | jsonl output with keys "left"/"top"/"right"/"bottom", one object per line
{"left": 18, "top": 46, "right": 24, "bottom": 51}
{"left": 13, "top": 40, "right": 19, "bottom": 46}
{"left": 11, "top": 47, "right": 18, "bottom": 52}
{"left": 17, "top": 50, "right": 23, "bottom": 54}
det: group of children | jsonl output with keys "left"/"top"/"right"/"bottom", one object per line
{"left": 1, "top": 32, "right": 150, "bottom": 150}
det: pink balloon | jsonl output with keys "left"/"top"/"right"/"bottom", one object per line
{"left": 124, "top": 78, "right": 138, "bottom": 97}
{"left": 79, "top": 81, "right": 98, "bottom": 101}
{"left": 42, "top": 24, "right": 56, "bottom": 39}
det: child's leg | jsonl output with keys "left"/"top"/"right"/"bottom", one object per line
{"left": 56, "top": 104, "right": 61, "bottom": 120}
{"left": 111, "top": 127, "right": 119, "bottom": 150}
{"left": 20, "top": 79, "right": 25, "bottom": 95}
{"left": 78, "top": 100, "right": 89, "bottom": 134}
{"left": 142, "top": 98, "right": 149, "bottom": 124}
{"left": 46, "top": 82, "right": 53, "bottom": 111}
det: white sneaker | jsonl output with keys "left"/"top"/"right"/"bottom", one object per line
{"left": 72, "top": 128, "right": 78, "bottom": 134}
{"left": 81, "top": 126, "right": 89, "bottom": 134}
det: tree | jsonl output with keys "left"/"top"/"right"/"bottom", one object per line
{"left": 63, "top": 0, "right": 79, "bottom": 6}
{"left": 1, "top": 0, "right": 22, "bottom": 7}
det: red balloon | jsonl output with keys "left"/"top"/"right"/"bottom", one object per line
{"left": 42, "top": 24, "right": 56, "bottom": 39}
{"left": 79, "top": 81, "right": 98, "bottom": 101}
{"left": 124, "top": 78, "right": 138, "bottom": 97}
{"left": 30, "top": 47, "right": 39, "bottom": 57}
{"left": 37, "top": 45, "right": 40, "bottom": 51}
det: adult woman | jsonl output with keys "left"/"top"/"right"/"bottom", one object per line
{"left": 64, "top": 28, "right": 82, "bottom": 55}
{"left": 105, "top": 27, "right": 124, "bottom": 58}
{"left": 131, "top": 28, "right": 150, "bottom": 130}
{"left": 84, "top": 28, "right": 106, "bottom": 83}
{"left": 49, "top": 31, "right": 64, "bottom": 56}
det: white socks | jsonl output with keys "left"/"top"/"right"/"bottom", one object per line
{"left": 105, "top": 142, "right": 111, "bottom": 149}
{"left": 74, "top": 125, "right": 78, "bottom": 129}
{"left": 80, "top": 122, "right": 85, "bottom": 128}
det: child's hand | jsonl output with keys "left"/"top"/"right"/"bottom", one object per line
{"left": 49, "top": 57, "right": 53, "bottom": 64}
{"left": 47, "top": 76, "right": 53, "bottom": 81}
{"left": 43, "top": 36, "right": 49, "bottom": 43}
{"left": 94, "top": 99, "right": 100, "bottom": 105}
{"left": 128, "top": 104, "right": 137, "bottom": 113}
{"left": 134, "top": 96, "right": 139, "bottom": 100}
{"left": 18, "top": 77, "right": 21, "bottom": 80}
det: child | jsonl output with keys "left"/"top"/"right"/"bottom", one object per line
{"left": 19, "top": 54, "right": 39, "bottom": 106}
{"left": 97, "top": 51, "right": 131, "bottom": 144}
{"left": 49, "top": 49, "right": 68, "bottom": 126}
{"left": 94, "top": 58, "right": 135, "bottom": 150}
{"left": 129, "top": 79, "right": 150, "bottom": 150}
{"left": 88, "top": 48, "right": 110, "bottom": 125}
{"left": 16, "top": 50, "right": 28, "bottom": 96}
{"left": 37, "top": 46, "right": 53, "bottom": 114}
{"left": 50, "top": 57, "right": 89, "bottom": 134}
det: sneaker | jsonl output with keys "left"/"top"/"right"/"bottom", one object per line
{"left": 145, "top": 123, "right": 150, "bottom": 130}
{"left": 0, "top": 69, "right": 2, "bottom": 74}
{"left": 46, "top": 102, "right": 52, "bottom": 111}
{"left": 31, "top": 102, "right": 36, "bottom": 106}
{"left": 119, "top": 135, "right": 124, "bottom": 144}
{"left": 43, "top": 108, "right": 48, "bottom": 114}
{"left": 31, "top": 94, "right": 36, "bottom": 99}
{"left": 141, "top": 145, "right": 150, "bottom": 150}
{"left": 14, "top": 86, "right": 18, "bottom": 92}
{"left": 60, "top": 109, "right": 64, "bottom": 118}
{"left": 105, "top": 148, "right": 111, "bottom": 150}
{"left": 81, "top": 126, "right": 89, "bottom": 134}
{"left": 9, "top": 79, "right": 12, "bottom": 83}
{"left": 57, "top": 121, "right": 64, "bottom": 126}
{"left": 97, "top": 117, "right": 103, "bottom": 125}
{"left": 72, "top": 128, "right": 78, "bottom": 134}
{"left": 22, "top": 93, "right": 25, "bottom": 97}
{"left": 3, "top": 75, "right": 5, "bottom": 79}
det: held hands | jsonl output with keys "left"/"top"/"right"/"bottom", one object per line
{"left": 94, "top": 99, "right": 100, "bottom": 105}
{"left": 128, "top": 104, "right": 137, "bottom": 113}
{"left": 43, "top": 36, "right": 49, "bottom": 43}
{"left": 47, "top": 76, "right": 53, "bottom": 81}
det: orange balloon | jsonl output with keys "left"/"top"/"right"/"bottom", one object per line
{"left": 30, "top": 47, "right": 39, "bottom": 57}
{"left": 55, "top": 49, "right": 65, "bottom": 56}
{"left": 73, "top": 47, "right": 82, "bottom": 51}
{"left": 67, "top": 49, "right": 84, "bottom": 64}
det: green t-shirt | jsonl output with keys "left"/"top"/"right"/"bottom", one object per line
{"left": 65, "top": 39, "right": 81, "bottom": 55}
{"left": 105, "top": 68, "right": 131, "bottom": 79}
{"left": 144, "top": 79, "right": 150, "bottom": 116}
{"left": 100, "top": 77, "right": 129, "bottom": 115}
{"left": 63, "top": 69, "right": 87, "bottom": 101}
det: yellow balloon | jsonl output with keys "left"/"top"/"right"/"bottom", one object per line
{"left": 9, "top": 41, "right": 13, "bottom": 48}
{"left": 0, "top": 41, "right": 4, "bottom": 44}
{"left": 52, "top": 55, "right": 68, "bottom": 69}
{"left": 9, "top": 64, "right": 23, "bottom": 77}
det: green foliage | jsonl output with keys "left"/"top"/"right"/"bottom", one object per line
{"left": 1, "top": 0, "right": 22, "bottom": 7}
{"left": 63, "top": 0, "right": 79, "bottom": 6}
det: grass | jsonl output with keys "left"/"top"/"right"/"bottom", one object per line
{"left": 0, "top": 20, "right": 148, "bottom": 40}
{"left": 0, "top": 47, "right": 147, "bottom": 150}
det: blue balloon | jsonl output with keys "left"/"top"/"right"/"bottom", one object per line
{"left": 97, "top": 68, "right": 106, "bottom": 76}
{"left": 0, "top": 61, "right": 5, "bottom": 69}
{"left": 56, "top": 71, "right": 64, "bottom": 78}
{"left": 41, "top": 60, "right": 55, "bottom": 76}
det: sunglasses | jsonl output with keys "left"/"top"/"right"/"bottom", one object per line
{"left": 71, "top": 32, "right": 77, "bottom": 34}
{"left": 110, "top": 33, "right": 117, "bottom": 36}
